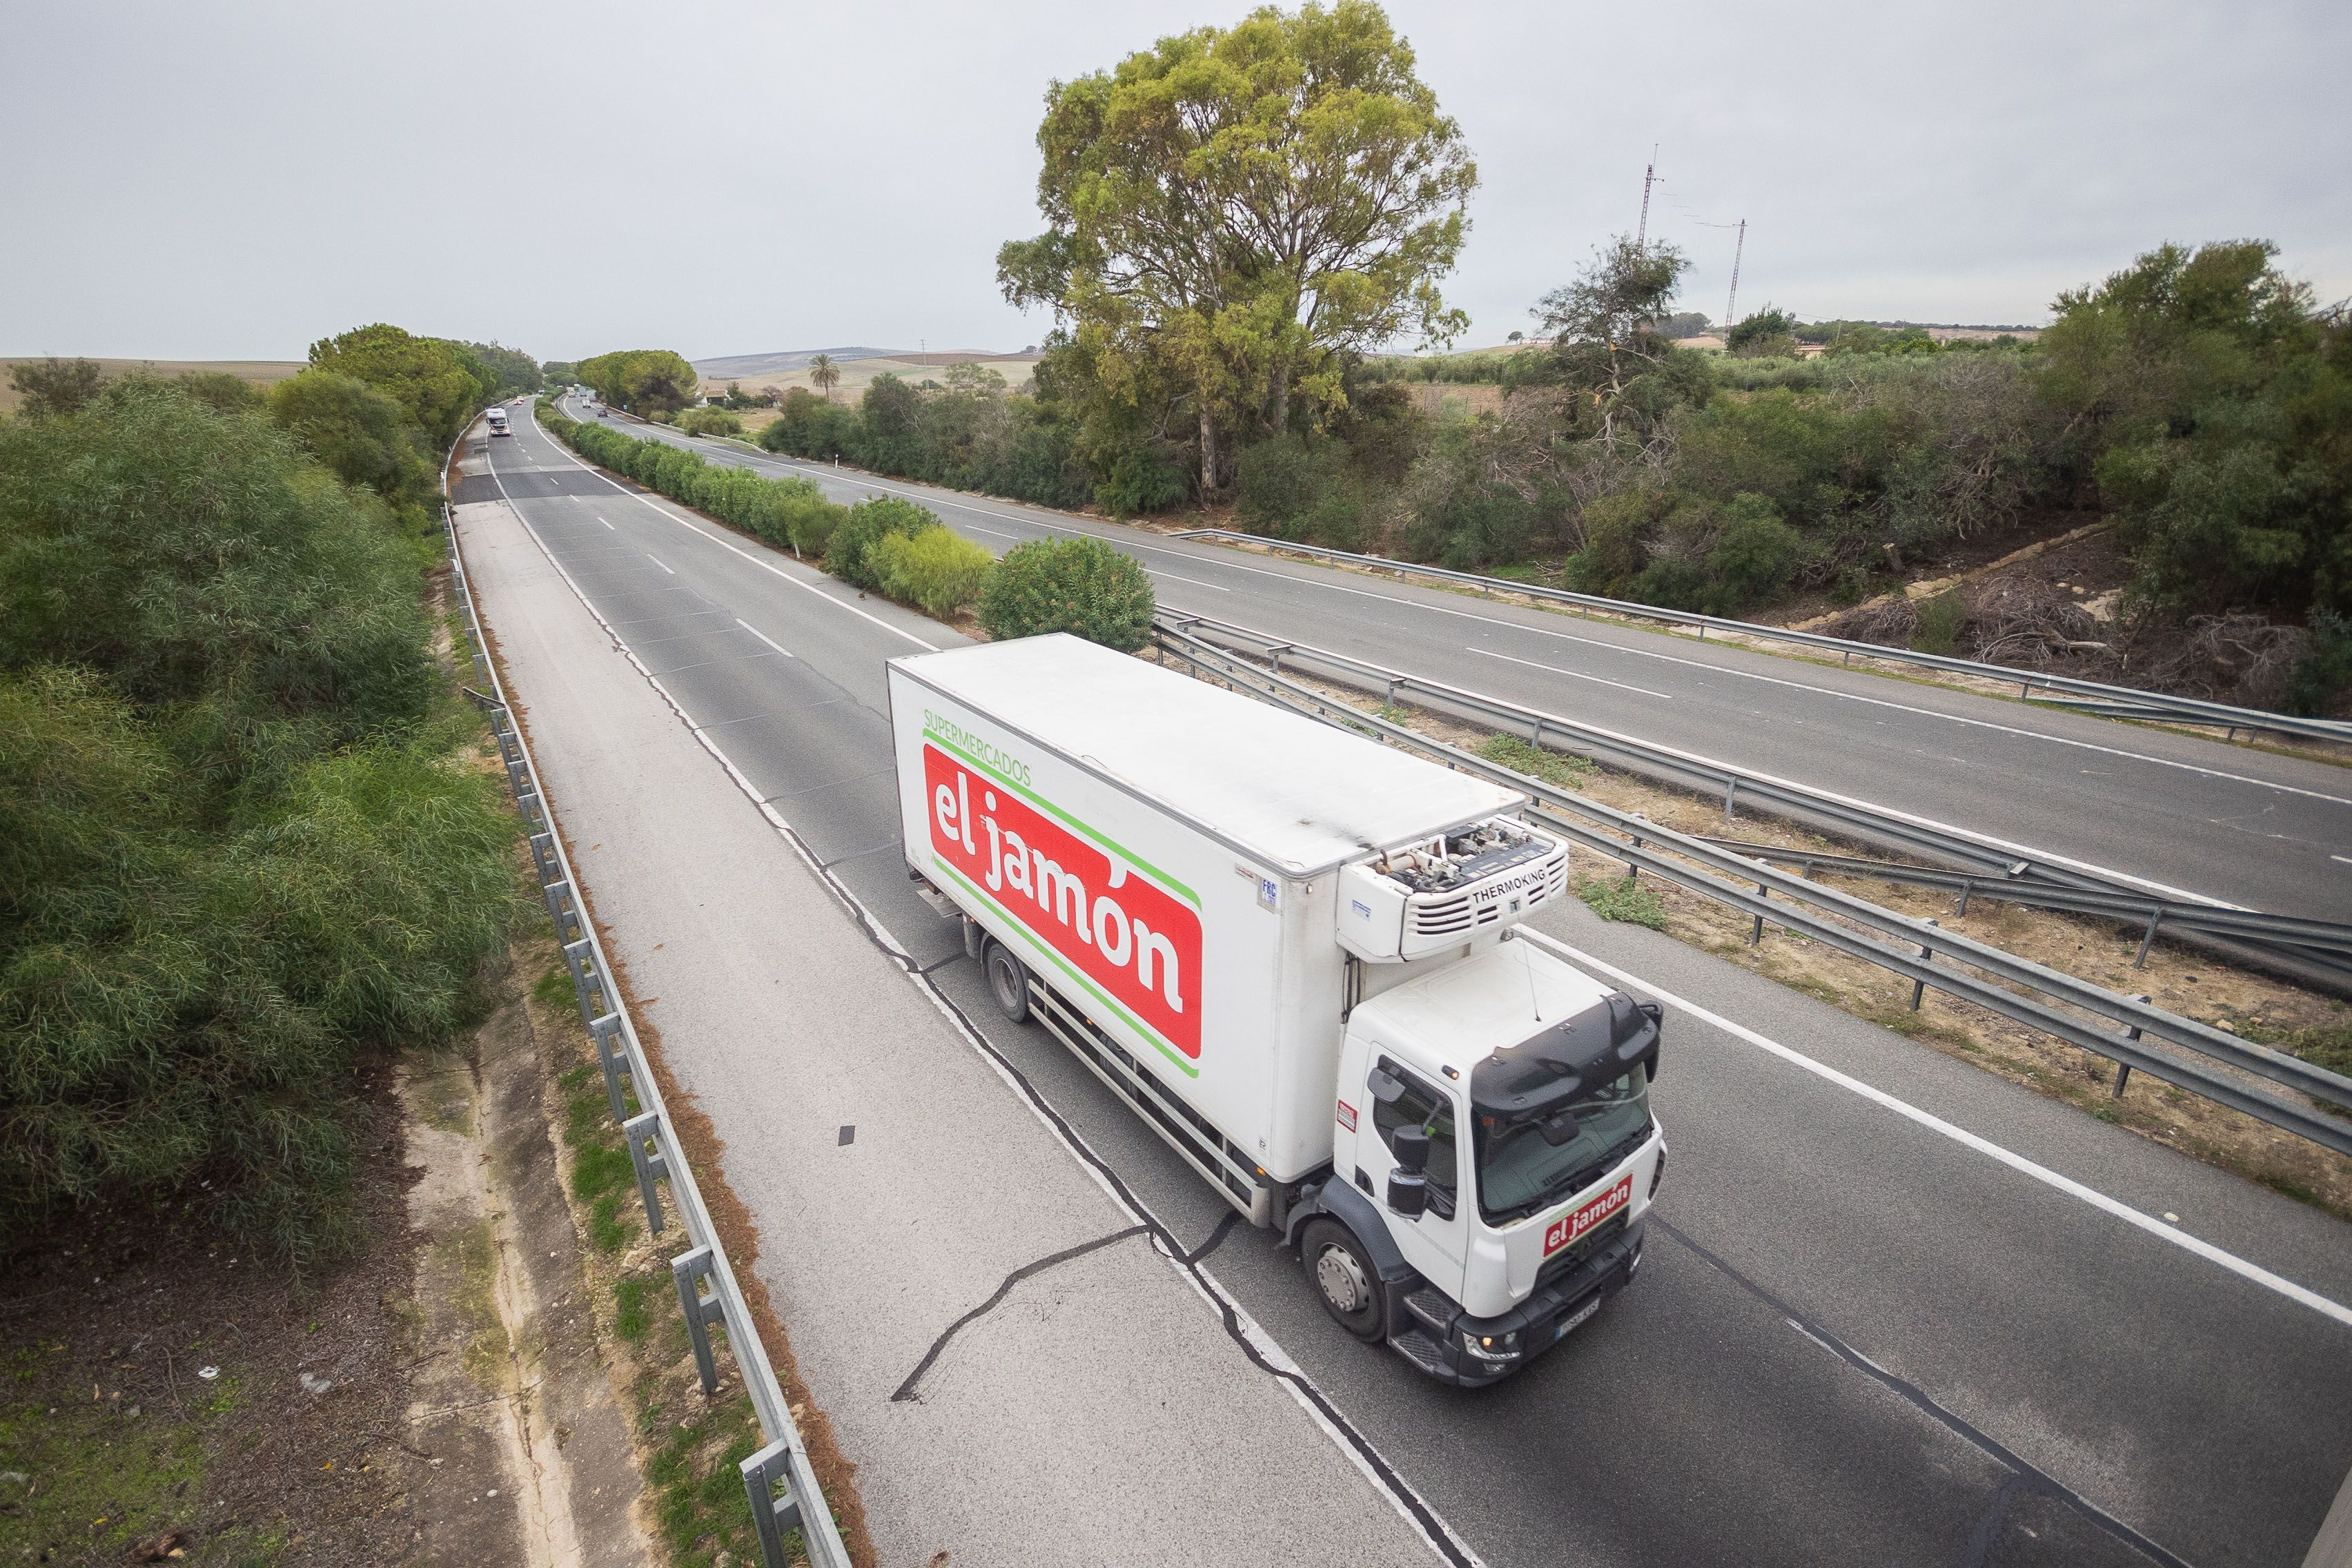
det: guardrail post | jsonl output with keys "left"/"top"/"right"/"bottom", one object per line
{"left": 1752, "top": 885, "right": 1768, "bottom": 945}
{"left": 562, "top": 937, "right": 609, "bottom": 1028}
{"left": 543, "top": 879, "right": 585, "bottom": 945}
{"left": 1723, "top": 777, "right": 1738, "bottom": 823}
{"left": 589, "top": 1012, "right": 631, "bottom": 1120}
{"left": 671, "top": 1246, "right": 730, "bottom": 1394}
{"left": 2113, "top": 996, "right": 2150, "bottom": 1097}
{"left": 527, "top": 830, "right": 560, "bottom": 888}
{"left": 2133, "top": 908, "right": 2164, "bottom": 970}
{"left": 1911, "top": 919, "right": 1941, "bottom": 1010}
{"left": 741, "top": 1441, "right": 805, "bottom": 1567}
{"left": 622, "top": 1110, "right": 668, "bottom": 1232}
{"left": 1954, "top": 879, "right": 1974, "bottom": 917}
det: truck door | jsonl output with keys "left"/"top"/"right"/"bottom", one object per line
{"left": 1361, "top": 1056, "right": 1467, "bottom": 1302}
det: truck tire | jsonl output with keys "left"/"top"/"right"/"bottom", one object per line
{"left": 1300, "top": 1218, "right": 1386, "bottom": 1341}
{"left": 983, "top": 940, "right": 1031, "bottom": 1024}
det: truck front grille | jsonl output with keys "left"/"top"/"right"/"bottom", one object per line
{"left": 1536, "top": 1212, "right": 1627, "bottom": 1290}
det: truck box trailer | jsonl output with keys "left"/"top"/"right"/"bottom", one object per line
{"left": 888, "top": 634, "right": 1666, "bottom": 1384}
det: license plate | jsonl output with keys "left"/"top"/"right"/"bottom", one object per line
{"left": 1554, "top": 1294, "right": 1602, "bottom": 1343}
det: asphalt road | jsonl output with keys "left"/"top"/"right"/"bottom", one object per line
{"left": 553, "top": 393, "right": 2352, "bottom": 925}
{"left": 473, "top": 408, "right": 2352, "bottom": 1568}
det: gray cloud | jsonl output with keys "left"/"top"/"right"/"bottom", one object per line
{"left": 5, "top": 0, "right": 2346, "bottom": 362}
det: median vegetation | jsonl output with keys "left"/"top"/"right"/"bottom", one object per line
{"left": 540, "top": 405, "right": 1154, "bottom": 639}
{"left": 1, "top": 336, "right": 525, "bottom": 1269}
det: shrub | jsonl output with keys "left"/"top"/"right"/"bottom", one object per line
{"left": 676, "top": 406, "right": 745, "bottom": 438}
{"left": 979, "top": 536, "right": 1155, "bottom": 650}
{"left": 1477, "top": 732, "right": 1596, "bottom": 789}
{"left": 783, "top": 495, "right": 846, "bottom": 558}
{"left": 1910, "top": 589, "right": 1968, "bottom": 656}
{"left": 825, "top": 496, "right": 939, "bottom": 591}
{"left": 0, "top": 382, "right": 514, "bottom": 1266}
{"left": 1577, "top": 876, "right": 1669, "bottom": 930}
{"left": 873, "top": 527, "right": 996, "bottom": 618}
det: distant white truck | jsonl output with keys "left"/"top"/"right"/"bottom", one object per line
{"left": 889, "top": 635, "right": 1666, "bottom": 1384}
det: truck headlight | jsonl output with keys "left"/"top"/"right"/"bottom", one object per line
{"left": 1462, "top": 1329, "right": 1521, "bottom": 1364}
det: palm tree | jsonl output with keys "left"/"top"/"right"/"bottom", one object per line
{"left": 807, "top": 353, "right": 840, "bottom": 402}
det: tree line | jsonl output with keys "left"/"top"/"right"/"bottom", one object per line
{"left": 1, "top": 324, "right": 541, "bottom": 1266}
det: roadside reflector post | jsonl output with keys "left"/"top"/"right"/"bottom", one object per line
{"left": 623, "top": 1110, "right": 667, "bottom": 1232}
{"left": 741, "top": 1441, "right": 805, "bottom": 1568}
{"left": 1910, "top": 919, "right": 1940, "bottom": 1010}
{"left": 671, "top": 1246, "right": 730, "bottom": 1394}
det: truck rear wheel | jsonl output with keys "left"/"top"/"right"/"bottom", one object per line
{"left": 1301, "top": 1219, "right": 1385, "bottom": 1341}
{"left": 983, "top": 940, "right": 1031, "bottom": 1023}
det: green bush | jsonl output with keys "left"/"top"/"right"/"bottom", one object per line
{"left": 1577, "top": 876, "right": 1669, "bottom": 930}
{"left": 1910, "top": 589, "right": 1967, "bottom": 656}
{"left": 872, "top": 527, "right": 996, "bottom": 618}
{"left": 0, "top": 381, "right": 515, "bottom": 1268}
{"left": 676, "top": 406, "right": 745, "bottom": 438}
{"left": 825, "top": 496, "right": 939, "bottom": 591}
{"left": 541, "top": 412, "right": 843, "bottom": 564}
{"left": 979, "top": 536, "right": 1155, "bottom": 650}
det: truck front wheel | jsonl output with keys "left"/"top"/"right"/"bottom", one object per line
{"left": 983, "top": 940, "right": 1031, "bottom": 1023}
{"left": 1301, "top": 1219, "right": 1386, "bottom": 1341}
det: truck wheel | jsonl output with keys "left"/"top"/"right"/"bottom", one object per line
{"left": 1301, "top": 1219, "right": 1385, "bottom": 1341}
{"left": 983, "top": 941, "right": 1031, "bottom": 1023}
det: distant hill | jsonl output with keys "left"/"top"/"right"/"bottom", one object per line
{"left": 692, "top": 347, "right": 899, "bottom": 381}
{"left": 692, "top": 347, "right": 1046, "bottom": 400}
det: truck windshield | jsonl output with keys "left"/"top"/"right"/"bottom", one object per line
{"left": 1475, "top": 1070, "right": 1651, "bottom": 1225}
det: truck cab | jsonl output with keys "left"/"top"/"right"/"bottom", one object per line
{"left": 1303, "top": 830, "right": 1667, "bottom": 1385}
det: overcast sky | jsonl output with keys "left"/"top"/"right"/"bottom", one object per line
{"left": 6, "top": 0, "right": 2347, "bottom": 364}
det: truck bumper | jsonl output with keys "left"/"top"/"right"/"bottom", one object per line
{"left": 1389, "top": 1218, "right": 1645, "bottom": 1387}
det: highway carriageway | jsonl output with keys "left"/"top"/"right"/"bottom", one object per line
{"left": 467, "top": 405, "right": 2352, "bottom": 1568}
{"left": 560, "top": 393, "right": 2352, "bottom": 929}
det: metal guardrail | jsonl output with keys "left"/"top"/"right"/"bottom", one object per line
{"left": 1169, "top": 528, "right": 2352, "bottom": 746}
{"left": 444, "top": 435, "right": 852, "bottom": 1568}
{"left": 1159, "top": 609, "right": 2352, "bottom": 997}
{"left": 1153, "top": 618, "right": 2352, "bottom": 1158}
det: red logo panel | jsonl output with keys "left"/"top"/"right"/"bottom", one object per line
{"left": 1543, "top": 1173, "right": 1633, "bottom": 1257}
{"left": 925, "top": 743, "right": 1202, "bottom": 1061}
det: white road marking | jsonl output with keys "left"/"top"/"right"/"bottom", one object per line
{"left": 1466, "top": 645, "right": 1676, "bottom": 700}
{"left": 736, "top": 618, "right": 794, "bottom": 658}
{"left": 647, "top": 553, "right": 675, "bottom": 575}
{"left": 658, "top": 426, "right": 2346, "bottom": 808}
{"left": 1518, "top": 929, "right": 2352, "bottom": 1331}
{"left": 515, "top": 413, "right": 939, "bottom": 651}
{"left": 2334, "top": 854, "right": 2352, "bottom": 866}
{"left": 601, "top": 517, "right": 615, "bottom": 530}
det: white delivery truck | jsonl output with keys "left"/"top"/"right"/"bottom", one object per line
{"left": 485, "top": 407, "right": 511, "bottom": 438}
{"left": 888, "top": 636, "right": 1667, "bottom": 1385}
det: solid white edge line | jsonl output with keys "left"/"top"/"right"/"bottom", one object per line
{"left": 1514, "top": 928, "right": 2352, "bottom": 1331}
{"left": 597, "top": 398, "right": 2344, "bottom": 809}
{"left": 471, "top": 466, "right": 1482, "bottom": 1567}
{"left": 525, "top": 406, "right": 938, "bottom": 651}
{"left": 736, "top": 618, "right": 795, "bottom": 658}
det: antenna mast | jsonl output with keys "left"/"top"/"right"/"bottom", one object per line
{"left": 1724, "top": 219, "right": 1747, "bottom": 331}
{"left": 1636, "top": 145, "right": 1658, "bottom": 250}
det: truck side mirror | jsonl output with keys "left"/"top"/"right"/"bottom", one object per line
{"left": 1386, "top": 1125, "right": 1430, "bottom": 1219}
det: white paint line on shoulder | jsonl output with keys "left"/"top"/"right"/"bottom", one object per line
{"left": 647, "top": 553, "right": 675, "bottom": 575}
{"left": 736, "top": 618, "right": 795, "bottom": 658}
{"left": 1516, "top": 928, "right": 2352, "bottom": 1331}
{"left": 518, "top": 411, "right": 938, "bottom": 652}
{"left": 641, "top": 421, "right": 2343, "bottom": 808}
